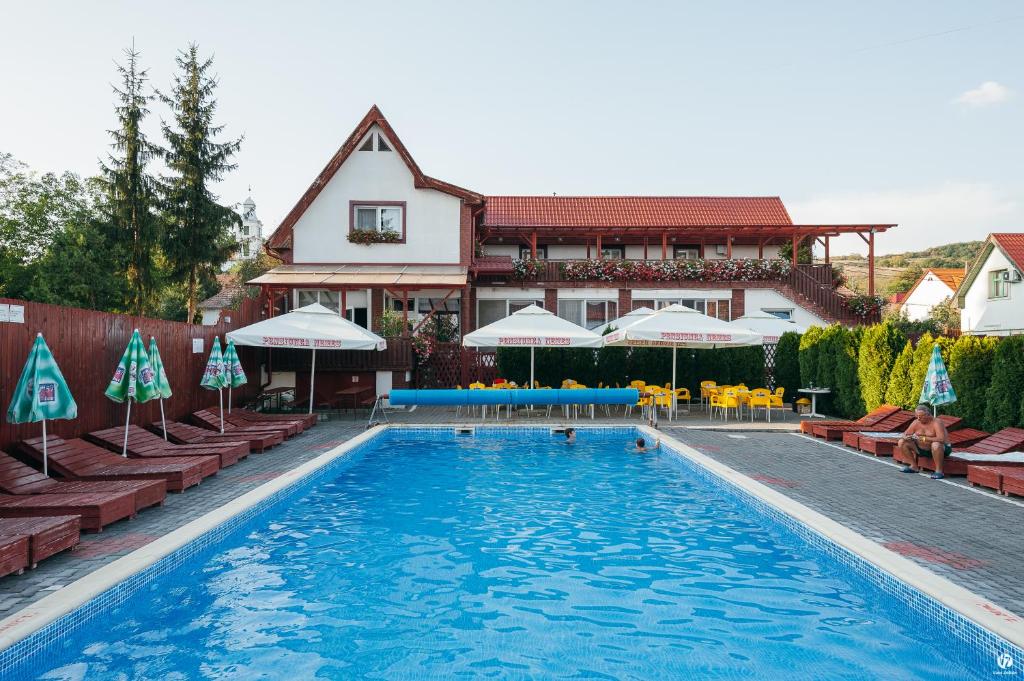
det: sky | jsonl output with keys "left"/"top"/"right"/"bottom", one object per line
{"left": 1, "top": 1, "right": 1021, "bottom": 255}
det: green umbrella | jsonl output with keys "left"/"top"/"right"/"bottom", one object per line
{"left": 6, "top": 333, "right": 78, "bottom": 476}
{"left": 106, "top": 329, "right": 159, "bottom": 456}
{"left": 919, "top": 343, "right": 957, "bottom": 415}
{"left": 149, "top": 336, "right": 173, "bottom": 440}
{"left": 201, "top": 336, "right": 229, "bottom": 432}
{"left": 223, "top": 339, "right": 247, "bottom": 413}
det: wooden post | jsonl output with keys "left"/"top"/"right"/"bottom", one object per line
{"left": 586, "top": 239, "right": 591, "bottom": 259}
{"left": 341, "top": 289, "right": 347, "bottom": 319}
{"left": 726, "top": 234, "right": 732, "bottom": 259}
{"left": 530, "top": 231, "right": 537, "bottom": 259}
{"left": 402, "top": 290, "right": 409, "bottom": 337}
{"left": 757, "top": 238, "right": 764, "bottom": 259}
{"left": 699, "top": 238, "right": 705, "bottom": 259}
{"left": 661, "top": 232, "right": 668, "bottom": 260}
{"left": 824, "top": 237, "right": 830, "bottom": 264}
{"left": 791, "top": 234, "right": 799, "bottom": 268}
{"left": 868, "top": 230, "right": 875, "bottom": 297}
{"left": 596, "top": 234, "right": 603, "bottom": 260}
{"left": 643, "top": 237, "right": 648, "bottom": 260}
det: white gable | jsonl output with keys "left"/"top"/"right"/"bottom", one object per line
{"left": 291, "top": 124, "right": 463, "bottom": 264}
{"left": 961, "top": 246, "right": 1024, "bottom": 335}
{"left": 900, "top": 271, "right": 956, "bottom": 322}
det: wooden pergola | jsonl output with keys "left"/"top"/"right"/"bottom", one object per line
{"left": 479, "top": 224, "right": 896, "bottom": 296}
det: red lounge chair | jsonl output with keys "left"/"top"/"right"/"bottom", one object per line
{"left": 152, "top": 421, "right": 282, "bottom": 453}
{"left": 842, "top": 416, "right": 977, "bottom": 456}
{"left": 18, "top": 436, "right": 213, "bottom": 493}
{"left": 0, "top": 534, "right": 29, "bottom": 577}
{"left": 799, "top": 405, "right": 901, "bottom": 437}
{"left": 968, "top": 465, "right": 1009, "bottom": 493}
{"left": 0, "top": 491, "right": 134, "bottom": 532}
{"left": 895, "top": 428, "right": 1024, "bottom": 476}
{"left": 193, "top": 409, "right": 297, "bottom": 439}
{"left": 0, "top": 451, "right": 166, "bottom": 513}
{"left": 811, "top": 409, "right": 915, "bottom": 441}
{"left": 1002, "top": 469, "right": 1024, "bottom": 498}
{"left": 0, "top": 516, "right": 80, "bottom": 568}
{"left": 232, "top": 408, "right": 316, "bottom": 431}
{"left": 86, "top": 426, "right": 243, "bottom": 471}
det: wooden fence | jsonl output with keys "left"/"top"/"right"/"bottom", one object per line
{"left": 0, "top": 297, "right": 263, "bottom": 450}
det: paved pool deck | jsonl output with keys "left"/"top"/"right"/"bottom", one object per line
{"left": 1, "top": 408, "right": 1022, "bottom": 634}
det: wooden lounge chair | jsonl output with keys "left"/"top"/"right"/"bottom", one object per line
{"left": 192, "top": 409, "right": 297, "bottom": 439}
{"left": 18, "top": 436, "right": 214, "bottom": 493}
{"left": 151, "top": 421, "right": 282, "bottom": 453}
{"left": 810, "top": 409, "right": 915, "bottom": 441}
{"left": 0, "top": 534, "right": 29, "bottom": 577}
{"left": 799, "top": 405, "right": 901, "bottom": 437}
{"left": 895, "top": 428, "right": 1024, "bottom": 476}
{"left": 841, "top": 416, "right": 978, "bottom": 456}
{"left": 0, "top": 451, "right": 166, "bottom": 513}
{"left": 223, "top": 410, "right": 303, "bottom": 437}
{"left": 231, "top": 408, "right": 316, "bottom": 431}
{"left": 0, "top": 490, "right": 134, "bottom": 532}
{"left": 86, "top": 426, "right": 244, "bottom": 471}
{"left": 0, "top": 516, "right": 80, "bottom": 568}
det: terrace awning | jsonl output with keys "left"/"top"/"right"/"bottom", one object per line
{"left": 249, "top": 264, "right": 468, "bottom": 288}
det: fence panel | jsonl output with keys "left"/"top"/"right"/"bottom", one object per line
{"left": 0, "top": 297, "right": 262, "bottom": 450}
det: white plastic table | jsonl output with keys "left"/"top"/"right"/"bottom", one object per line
{"left": 798, "top": 387, "right": 831, "bottom": 418}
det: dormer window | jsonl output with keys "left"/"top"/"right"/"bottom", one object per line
{"left": 358, "top": 132, "right": 393, "bottom": 152}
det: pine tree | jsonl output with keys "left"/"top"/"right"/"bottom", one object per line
{"left": 101, "top": 45, "right": 162, "bottom": 316}
{"left": 884, "top": 341, "right": 916, "bottom": 409}
{"left": 159, "top": 44, "right": 241, "bottom": 322}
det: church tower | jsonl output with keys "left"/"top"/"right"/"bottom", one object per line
{"left": 228, "top": 194, "right": 264, "bottom": 268}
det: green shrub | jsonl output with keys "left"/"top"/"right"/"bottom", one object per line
{"left": 774, "top": 331, "right": 801, "bottom": 403}
{"left": 835, "top": 326, "right": 865, "bottom": 419}
{"left": 858, "top": 321, "right": 907, "bottom": 411}
{"left": 946, "top": 334, "right": 998, "bottom": 428}
{"left": 595, "top": 345, "right": 629, "bottom": 387}
{"left": 884, "top": 341, "right": 916, "bottom": 409}
{"left": 909, "top": 332, "right": 936, "bottom": 405}
{"left": 984, "top": 335, "right": 1024, "bottom": 431}
{"left": 495, "top": 346, "right": 531, "bottom": 385}
{"left": 798, "top": 326, "right": 824, "bottom": 388}
{"left": 812, "top": 325, "right": 845, "bottom": 415}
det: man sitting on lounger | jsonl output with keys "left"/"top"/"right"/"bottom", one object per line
{"left": 896, "top": 404, "right": 951, "bottom": 479}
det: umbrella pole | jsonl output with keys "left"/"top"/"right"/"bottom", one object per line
{"left": 530, "top": 347, "right": 535, "bottom": 390}
{"left": 122, "top": 399, "right": 132, "bottom": 457}
{"left": 41, "top": 419, "right": 47, "bottom": 477}
{"left": 229, "top": 385, "right": 232, "bottom": 414}
{"left": 218, "top": 389, "right": 224, "bottom": 434}
{"left": 309, "top": 348, "right": 317, "bottom": 415}
{"left": 159, "top": 397, "right": 167, "bottom": 440}
{"left": 671, "top": 345, "right": 677, "bottom": 421}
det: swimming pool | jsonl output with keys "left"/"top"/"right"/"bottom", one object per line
{"left": 1, "top": 427, "right": 1018, "bottom": 679}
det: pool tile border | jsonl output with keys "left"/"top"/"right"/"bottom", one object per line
{"left": 0, "top": 424, "right": 1020, "bottom": 677}
{"left": 647, "top": 426, "right": 1024, "bottom": 674}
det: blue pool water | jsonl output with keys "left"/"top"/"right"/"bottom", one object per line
{"left": 14, "top": 430, "right": 994, "bottom": 679}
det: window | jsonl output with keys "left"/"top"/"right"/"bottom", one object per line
{"left": 242, "top": 224, "right": 250, "bottom": 236}
{"left": 763, "top": 309, "right": 793, "bottom": 320}
{"left": 601, "top": 246, "right": 625, "bottom": 260}
{"left": 359, "top": 135, "right": 374, "bottom": 151}
{"left": 651, "top": 298, "right": 727, "bottom": 319}
{"left": 519, "top": 245, "right": 548, "bottom": 259}
{"left": 633, "top": 299, "right": 654, "bottom": 311}
{"left": 296, "top": 289, "right": 341, "bottom": 314}
{"left": 477, "top": 299, "right": 543, "bottom": 328}
{"left": 674, "top": 246, "right": 700, "bottom": 260}
{"left": 376, "top": 135, "right": 392, "bottom": 151}
{"left": 359, "top": 132, "right": 393, "bottom": 152}
{"left": 351, "top": 203, "right": 405, "bottom": 237}
{"left": 558, "top": 299, "right": 617, "bottom": 330}
{"left": 990, "top": 270, "right": 1009, "bottom": 299}
{"left": 241, "top": 243, "right": 250, "bottom": 257}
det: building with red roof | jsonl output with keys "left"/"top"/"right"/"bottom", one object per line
{"left": 957, "top": 233, "right": 1024, "bottom": 336}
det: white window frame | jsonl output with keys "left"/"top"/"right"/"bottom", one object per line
{"left": 762, "top": 308, "right": 793, "bottom": 320}
{"left": 557, "top": 298, "right": 618, "bottom": 330}
{"left": 475, "top": 298, "right": 544, "bottom": 329}
{"left": 673, "top": 246, "right": 700, "bottom": 260}
{"left": 353, "top": 204, "right": 403, "bottom": 234}
{"left": 989, "top": 270, "right": 1009, "bottom": 299}
{"left": 295, "top": 289, "right": 342, "bottom": 314}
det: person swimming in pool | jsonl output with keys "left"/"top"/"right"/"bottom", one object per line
{"left": 564, "top": 428, "right": 576, "bottom": 444}
{"left": 634, "top": 436, "right": 659, "bottom": 452}
{"left": 896, "top": 403, "right": 951, "bottom": 479}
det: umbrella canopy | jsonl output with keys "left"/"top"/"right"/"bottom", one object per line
{"left": 730, "top": 312, "right": 807, "bottom": 344}
{"left": 105, "top": 329, "right": 160, "bottom": 404}
{"left": 201, "top": 337, "right": 229, "bottom": 391}
{"left": 224, "top": 339, "right": 247, "bottom": 388}
{"left": 919, "top": 344, "right": 957, "bottom": 408}
{"left": 603, "top": 304, "right": 763, "bottom": 348}
{"left": 603, "top": 306, "right": 655, "bottom": 332}
{"left": 227, "top": 303, "right": 386, "bottom": 351}
{"left": 6, "top": 333, "right": 77, "bottom": 476}
{"left": 148, "top": 337, "right": 173, "bottom": 399}
{"left": 7, "top": 333, "right": 77, "bottom": 423}
{"left": 463, "top": 304, "right": 602, "bottom": 389}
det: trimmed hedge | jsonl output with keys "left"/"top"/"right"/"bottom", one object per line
{"left": 946, "top": 334, "right": 998, "bottom": 426}
{"left": 984, "top": 335, "right": 1024, "bottom": 431}
{"left": 834, "top": 326, "right": 865, "bottom": 419}
{"left": 774, "top": 332, "right": 801, "bottom": 402}
{"left": 884, "top": 341, "right": 916, "bottom": 409}
{"left": 858, "top": 322, "right": 906, "bottom": 412}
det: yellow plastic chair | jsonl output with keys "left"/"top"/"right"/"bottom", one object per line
{"left": 673, "top": 387, "right": 691, "bottom": 415}
{"left": 719, "top": 388, "right": 742, "bottom": 421}
{"left": 770, "top": 387, "right": 786, "bottom": 420}
{"left": 748, "top": 388, "right": 772, "bottom": 421}
{"left": 469, "top": 382, "right": 485, "bottom": 390}
{"left": 629, "top": 379, "right": 646, "bottom": 391}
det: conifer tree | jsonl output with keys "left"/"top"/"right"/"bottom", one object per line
{"left": 884, "top": 341, "right": 916, "bottom": 409}
{"left": 100, "top": 45, "right": 162, "bottom": 315}
{"left": 159, "top": 44, "right": 241, "bottom": 322}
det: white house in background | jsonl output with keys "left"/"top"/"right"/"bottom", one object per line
{"left": 900, "top": 268, "right": 965, "bottom": 321}
{"left": 224, "top": 195, "right": 265, "bottom": 270}
{"left": 957, "top": 233, "right": 1024, "bottom": 336}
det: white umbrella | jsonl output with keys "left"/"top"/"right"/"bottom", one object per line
{"left": 463, "top": 304, "right": 602, "bottom": 389}
{"left": 730, "top": 312, "right": 806, "bottom": 344}
{"left": 227, "top": 303, "right": 386, "bottom": 414}
{"left": 604, "top": 306, "right": 654, "bottom": 332}
{"left": 604, "top": 303, "right": 763, "bottom": 418}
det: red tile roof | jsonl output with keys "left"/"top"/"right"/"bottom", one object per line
{"left": 992, "top": 233, "right": 1024, "bottom": 270}
{"left": 482, "top": 196, "right": 793, "bottom": 228}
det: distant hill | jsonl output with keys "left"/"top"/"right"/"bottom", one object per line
{"left": 830, "top": 240, "right": 984, "bottom": 295}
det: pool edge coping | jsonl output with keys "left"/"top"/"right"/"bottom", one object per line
{"left": 0, "top": 425, "right": 387, "bottom": 653}
{"left": 644, "top": 425, "right": 1024, "bottom": 651}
